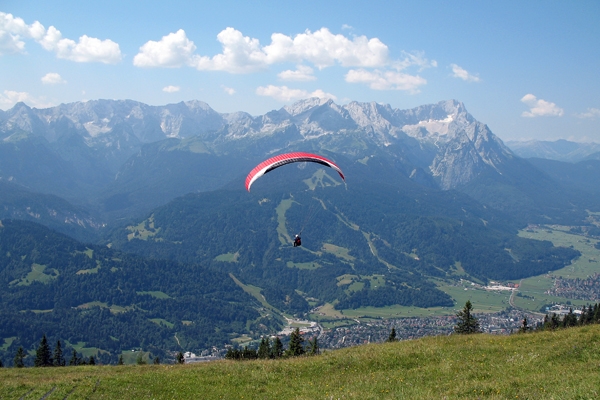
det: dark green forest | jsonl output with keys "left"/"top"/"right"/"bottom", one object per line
{"left": 106, "top": 165, "right": 579, "bottom": 313}
{"left": 0, "top": 219, "right": 275, "bottom": 366}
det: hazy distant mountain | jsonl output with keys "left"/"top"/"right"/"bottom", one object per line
{"left": 584, "top": 151, "right": 600, "bottom": 161}
{"left": 526, "top": 158, "right": 600, "bottom": 195}
{"left": 1, "top": 98, "right": 598, "bottom": 231}
{"left": 506, "top": 139, "right": 600, "bottom": 163}
{"left": 0, "top": 180, "right": 103, "bottom": 242}
{"left": 0, "top": 98, "right": 511, "bottom": 190}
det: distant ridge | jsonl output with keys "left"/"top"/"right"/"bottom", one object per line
{"left": 506, "top": 139, "right": 600, "bottom": 162}
{"left": 1, "top": 97, "right": 598, "bottom": 226}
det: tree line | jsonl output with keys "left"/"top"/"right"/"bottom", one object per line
{"left": 528, "top": 302, "right": 600, "bottom": 332}
{"left": 11, "top": 334, "right": 100, "bottom": 368}
{"left": 224, "top": 328, "right": 320, "bottom": 361}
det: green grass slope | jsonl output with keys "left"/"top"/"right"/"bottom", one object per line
{"left": 3, "top": 325, "right": 600, "bottom": 399}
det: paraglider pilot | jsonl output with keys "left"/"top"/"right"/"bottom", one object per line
{"left": 294, "top": 235, "right": 302, "bottom": 247}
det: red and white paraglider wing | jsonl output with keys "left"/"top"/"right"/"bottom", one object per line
{"left": 245, "top": 152, "right": 345, "bottom": 191}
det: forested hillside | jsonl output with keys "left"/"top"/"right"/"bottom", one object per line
{"left": 0, "top": 220, "right": 274, "bottom": 366}
{"left": 107, "top": 162, "right": 579, "bottom": 315}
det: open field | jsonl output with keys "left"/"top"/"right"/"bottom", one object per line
{"left": 340, "top": 304, "right": 454, "bottom": 319}
{"left": 3, "top": 325, "right": 600, "bottom": 399}
{"left": 514, "top": 226, "right": 600, "bottom": 312}
{"left": 518, "top": 226, "right": 600, "bottom": 280}
{"left": 440, "top": 283, "right": 510, "bottom": 313}
{"left": 214, "top": 251, "right": 239, "bottom": 262}
{"left": 149, "top": 318, "right": 174, "bottom": 328}
{"left": 286, "top": 261, "right": 321, "bottom": 270}
{"left": 229, "top": 274, "right": 272, "bottom": 310}
{"left": 275, "top": 199, "right": 294, "bottom": 245}
{"left": 63, "top": 341, "right": 101, "bottom": 358}
{"left": 126, "top": 215, "right": 160, "bottom": 241}
{"left": 321, "top": 243, "right": 355, "bottom": 261}
{"left": 136, "top": 291, "right": 171, "bottom": 299}
{"left": 11, "top": 264, "right": 58, "bottom": 286}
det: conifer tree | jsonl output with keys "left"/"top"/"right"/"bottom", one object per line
{"left": 176, "top": 351, "right": 185, "bottom": 364}
{"left": 136, "top": 352, "right": 146, "bottom": 365}
{"left": 454, "top": 300, "right": 481, "bottom": 334}
{"left": 586, "top": 305, "right": 594, "bottom": 324}
{"left": 14, "top": 346, "right": 26, "bottom": 368}
{"left": 563, "top": 308, "right": 577, "bottom": 328}
{"left": 387, "top": 327, "right": 397, "bottom": 342}
{"left": 53, "top": 340, "right": 65, "bottom": 366}
{"left": 518, "top": 317, "right": 529, "bottom": 333}
{"left": 89, "top": 356, "right": 96, "bottom": 365}
{"left": 118, "top": 355, "right": 124, "bottom": 365}
{"left": 69, "top": 349, "right": 79, "bottom": 366}
{"left": 225, "top": 347, "right": 237, "bottom": 359}
{"left": 550, "top": 313, "right": 560, "bottom": 329}
{"left": 541, "top": 314, "right": 549, "bottom": 330}
{"left": 257, "top": 337, "right": 271, "bottom": 359}
{"left": 34, "top": 335, "right": 52, "bottom": 367}
{"left": 153, "top": 356, "right": 160, "bottom": 365}
{"left": 241, "top": 346, "right": 258, "bottom": 359}
{"left": 286, "top": 328, "right": 305, "bottom": 357}
{"left": 307, "top": 337, "right": 320, "bottom": 355}
{"left": 271, "top": 337, "right": 284, "bottom": 359}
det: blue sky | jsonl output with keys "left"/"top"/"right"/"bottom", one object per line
{"left": 1, "top": 0, "right": 599, "bottom": 142}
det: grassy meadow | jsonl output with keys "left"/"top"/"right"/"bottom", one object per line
{"left": 3, "top": 325, "right": 600, "bottom": 399}
{"left": 515, "top": 226, "right": 600, "bottom": 312}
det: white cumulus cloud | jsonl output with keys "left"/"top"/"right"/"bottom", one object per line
{"left": 450, "top": 63, "right": 480, "bottom": 82}
{"left": 278, "top": 65, "right": 316, "bottom": 81}
{"left": 134, "top": 26, "right": 436, "bottom": 93}
{"left": 263, "top": 28, "right": 389, "bottom": 68}
{"left": 521, "top": 94, "right": 564, "bottom": 117}
{"left": 345, "top": 69, "right": 426, "bottom": 93}
{"left": 575, "top": 108, "right": 600, "bottom": 119}
{"left": 221, "top": 86, "right": 236, "bottom": 95}
{"left": 135, "top": 27, "right": 390, "bottom": 74}
{"left": 256, "top": 85, "right": 336, "bottom": 102}
{"left": 394, "top": 51, "right": 437, "bottom": 71}
{"left": 0, "top": 12, "right": 44, "bottom": 55}
{"left": 41, "top": 72, "right": 66, "bottom": 85}
{"left": 190, "top": 27, "right": 267, "bottom": 73}
{"left": 134, "top": 29, "right": 196, "bottom": 68}
{"left": 0, "top": 12, "right": 121, "bottom": 63}
{"left": 162, "top": 85, "right": 180, "bottom": 93}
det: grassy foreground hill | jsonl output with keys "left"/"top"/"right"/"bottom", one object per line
{"left": 3, "top": 325, "right": 600, "bottom": 399}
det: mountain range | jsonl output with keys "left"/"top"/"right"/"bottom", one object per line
{"left": 1, "top": 97, "right": 598, "bottom": 359}
{"left": 506, "top": 139, "right": 600, "bottom": 162}
{"left": 2, "top": 98, "right": 597, "bottom": 227}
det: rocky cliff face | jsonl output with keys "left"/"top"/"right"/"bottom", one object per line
{"left": 0, "top": 98, "right": 514, "bottom": 190}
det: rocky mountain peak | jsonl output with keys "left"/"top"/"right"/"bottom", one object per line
{"left": 283, "top": 97, "right": 332, "bottom": 116}
{"left": 0, "top": 97, "right": 515, "bottom": 191}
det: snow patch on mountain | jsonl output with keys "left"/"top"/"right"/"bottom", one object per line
{"left": 402, "top": 114, "right": 454, "bottom": 139}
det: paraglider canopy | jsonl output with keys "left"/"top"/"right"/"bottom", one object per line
{"left": 245, "top": 152, "right": 345, "bottom": 191}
